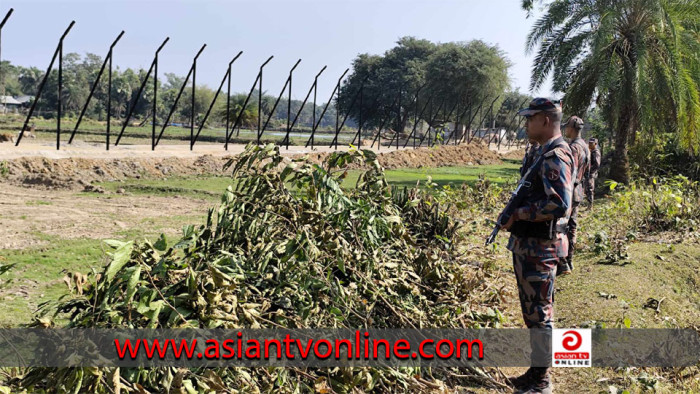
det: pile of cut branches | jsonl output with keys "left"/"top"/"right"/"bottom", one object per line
{"left": 19, "top": 144, "right": 503, "bottom": 393}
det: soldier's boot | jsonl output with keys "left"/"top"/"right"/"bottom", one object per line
{"left": 516, "top": 367, "right": 552, "bottom": 394}
{"left": 506, "top": 368, "right": 535, "bottom": 389}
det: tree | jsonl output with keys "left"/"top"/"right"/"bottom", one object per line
{"left": 338, "top": 37, "right": 436, "bottom": 131}
{"left": 524, "top": 0, "right": 700, "bottom": 183}
{"left": 338, "top": 37, "right": 512, "bottom": 139}
{"left": 424, "top": 40, "right": 512, "bottom": 139}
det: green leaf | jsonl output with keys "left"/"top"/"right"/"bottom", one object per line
{"left": 0, "top": 263, "right": 15, "bottom": 276}
{"left": 183, "top": 379, "right": 197, "bottom": 394}
{"left": 105, "top": 241, "right": 134, "bottom": 283}
{"left": 103, "top": 239, "right": 126, "bottom": 249}
{"left": 154, "top": 234, "right": 168, "bottom": 251}
{"left": 623, "top": 317, "right": 631, "bottom": 328}
{"left": 125, "top": 266, "right": 141, "bottom": 304}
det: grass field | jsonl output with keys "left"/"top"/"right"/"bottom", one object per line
{"left": 91, "top": 162, "right": 522, "bottom": 199}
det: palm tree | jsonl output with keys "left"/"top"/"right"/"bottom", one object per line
{"left": 523, "top": 0, "right": 700, "bottom": 183}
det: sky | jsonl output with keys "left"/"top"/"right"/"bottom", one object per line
{"left": 0, "top": 0, "right": 553, "bottom": 102}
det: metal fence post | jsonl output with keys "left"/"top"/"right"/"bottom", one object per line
{"left": 115, "top": 37, "right": 169, "bottom": 147}
{"left": 16, "top": 21, "right": 74, "bottom": 147}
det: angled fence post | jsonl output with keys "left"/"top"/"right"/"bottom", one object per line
{"left": 370, "top": 94, "right": 399, "bottom": 150}
{"left": 153, "top": 44, "right": 206, "bottom": 149}
{"left": 16, "top": 21, "right": 74, "bottom": 148}
{"left": 282, "top": 66, "right": 326, "bottom": 149}
{"left": 191, "top": 51, "right": 242, "bottom": 149}
{"left": 260, "top": 59, "right": 301, "bottom": 142}
{"left": 305, "top": 68, "right": 348, "bottom": 149}
{"left": 114, "top": 37, "right": 169, "bottom": 147}
{"left": 225, "top": 55, "right": 273, "bottom": 150}
{"left": 330, "top": 74, "right": 368, "bottom": 149}
{"left": 0, "top": 8, "right": 14, "bottom": 115}
{"left": 189, "top": 45, "right": 207, "bottom": 150}
{"left": 69, "top": 31, "right": 124, "bottom": 149}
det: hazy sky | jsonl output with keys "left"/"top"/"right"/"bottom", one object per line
{"left": 1, "top": 0, "right": 553, "bottom": 101}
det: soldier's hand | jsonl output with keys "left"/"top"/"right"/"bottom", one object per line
{"left": 500, "top": 215, "right": 516, "bottom": 231}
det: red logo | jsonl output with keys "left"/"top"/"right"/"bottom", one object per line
{"left": 562, "top": 330, "right": 582, "bottom": 351}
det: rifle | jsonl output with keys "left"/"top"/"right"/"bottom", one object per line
{"left": 485, "top": 136, "right": 564, "bottom": 245}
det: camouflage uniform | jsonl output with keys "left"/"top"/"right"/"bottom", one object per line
{"left": 507, "top": 136, "right": 574, "bottom": 331}
{"left": 585, "top": 143, "right": 601, "bottom": 204}
{"left": 520, "top": 142, "right": 541, "bottom": 177}
{"left": 503, "top": 98, "right": 574, "bottom": 393}
{"left": 564, "top": 136, "right": 590, "bottom": 271}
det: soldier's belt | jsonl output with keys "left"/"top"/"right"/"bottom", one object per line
{"left": 510, "top": 220, "right": 568, "bottom": 239}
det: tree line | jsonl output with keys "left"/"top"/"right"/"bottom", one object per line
{"left": 0, "top": 56, "right": 340, "bottom": 131}
{"left": 337, "top": 37, "right": 526, "bottom": 141}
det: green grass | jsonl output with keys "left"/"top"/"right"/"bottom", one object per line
{"left": 92, "top": 163, "right": 521, "bottom": 199}
{"left": 349, "top": 162, "right": 521, "bottom": 188}
{"left": 0, "top": 236, "right": 106, "bottom": 326}
{"left": 96, "top": 175, "right": 232, "bottom": 199}
{"left": 552, "top": 241, "right": 700, "bottom": 328}
{"left": 25, "top": 200, "right": 52, "bottom": 206}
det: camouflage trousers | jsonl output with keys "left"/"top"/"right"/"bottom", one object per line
{"left": 564, "top": 201, "right": 581, "bottom": 267}
{"left": 513, "top": 253, "right": 556, "bottom": 366}
{"left": 512, "top": 253, "right": 556, "bottom": 329}
{"left": 585, "top": 176, "right": 596, "bottom": 203}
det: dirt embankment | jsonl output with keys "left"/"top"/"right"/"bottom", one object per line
{"left": 0, "top": 142, "right": 502, "bottom": 190}
{"left": 499, "top": 148, "right": 527, "bottom": 160}
{"left": 297, "top": 142, "right": 502, "bottom": 170}
{"left": 0, "top": 155, "right": 233, "bottom": 190}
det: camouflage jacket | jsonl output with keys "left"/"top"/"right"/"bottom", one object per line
{"left": 587, "top": 148, "right": 601, "bottom": 178}
{"left": 569, "top": 137, "right": 590, "bottom": 203}
{"left": 520, "top": 142, "right": 540, "bottom": 177}
{"left": 507, "top": 136, "right": 575, "bottom": 258}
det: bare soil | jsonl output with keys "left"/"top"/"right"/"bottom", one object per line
{"left": 1, "top": 142, "right": 503, "bottom": 190}
{"left": 499, "top": 147, "right": 526, "bottom": 160}
{"left": 296, "top": 141, "right": 502, "bottom": 170}
{"left": 0, "top": 183, "right": 208, "bottom": 249}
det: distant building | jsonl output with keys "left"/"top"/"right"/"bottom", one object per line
{"left": 14, "top": 95, "right": 34, "bottom": 105}
{"left": 0, "top": 96, "right": 22, "bottom": 113}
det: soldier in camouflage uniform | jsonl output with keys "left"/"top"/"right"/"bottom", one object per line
{"left": 501, "top": 98, "right": 574, "bottom": 394}
{"left": 585, "top": 138, "right": 601, "bottom": 205}
{"left": 559, "top": 116, "right": 589, "bottom": 275}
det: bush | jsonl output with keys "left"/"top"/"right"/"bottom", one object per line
{"left": 581, "top": 176, "right": 700, "bottom": 258}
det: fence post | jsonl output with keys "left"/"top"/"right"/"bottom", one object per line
{"left": 115, "top": 37, "right": 169, "bottom": 147}
{"left": 16, "top": 21, "right": 75, "bottom": 147}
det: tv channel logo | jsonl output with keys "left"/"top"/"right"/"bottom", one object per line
{"left": 552, "top": 329, "right": 591, "bottom": 367}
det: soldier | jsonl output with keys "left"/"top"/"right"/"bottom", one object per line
{"left": 559, "top": 116, "right": 589, "bottom": 275}
{"left": 585, "top": 138, "right": 601, "bottom": 206}
{"left": 501, "top": 98, "right": 574, "bottom": 394}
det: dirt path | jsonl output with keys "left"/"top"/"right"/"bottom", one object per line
{"left": 0, "top": 141, "right": 405, "bottom": 160}
{"left": 0, "top": 183, "right": 210, "bottom": 249}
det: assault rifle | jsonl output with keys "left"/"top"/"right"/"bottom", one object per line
{"left": 485, "top": 163, "right": 538, "bottom": 245}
